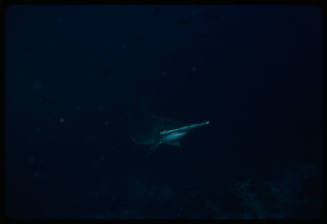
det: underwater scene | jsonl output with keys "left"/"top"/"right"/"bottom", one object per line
{"left": 5, "top": 5, "right": 323, "bottom": 219}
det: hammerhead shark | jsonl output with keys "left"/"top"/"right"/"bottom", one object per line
{"left": 125, "top": 102, "right": 210, "bottom": 154}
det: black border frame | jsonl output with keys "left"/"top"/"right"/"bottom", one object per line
{"left": 1, "top": 0, "right": 326, "bottom": 223}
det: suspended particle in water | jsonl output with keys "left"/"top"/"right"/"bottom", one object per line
{"left": 36, "top": 126, "right": 41, "bottom": 133}
{"left": 59, "top": 117, "right": 64, "bottom": 123}
{"left": 86, "top": 135, "right": 95, "bottom": 143}
{"left": 33, "top": 171, "right": 40, "bottom": 177}
{"left": 56, "top": 17, "right": 63, "bottom": 23}
{"left": 27, "top": 155, "right": 36, "bottom": 165}
{"left": 98, "top": 105, "right": 104, "bottom": 112}
{"left": 33, "top": 80, "right": 42, "bottom": 89}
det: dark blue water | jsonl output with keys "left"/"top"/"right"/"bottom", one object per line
{"left": 5, "top": 5, "right": 323, "bottom": 219}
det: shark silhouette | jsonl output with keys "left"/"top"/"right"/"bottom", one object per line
{"left": 125, "top": 102, "right": 210, "bottom": 154}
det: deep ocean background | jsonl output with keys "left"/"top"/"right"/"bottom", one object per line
{"left": 5, "top": 5, "right": 323, "bottom": 219}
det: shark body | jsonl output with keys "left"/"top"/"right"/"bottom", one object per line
{"left": 158, "top": 120, "right": 210, "bottom": 145}
{"left": 126, "top": 108, "right": 210, "bottom": 154}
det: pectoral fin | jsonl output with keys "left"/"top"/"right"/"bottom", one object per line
{"left": 145, "top": 127, "right": 161, "bottom": 156}
{"left": 145, "top": 142, "right": 160, "bottom": 157}
{"left": 150, "top": 142, "right": 160, "bottom": 151}
{"left": 167, "top": 141, "right": 181, "bottom": 147}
